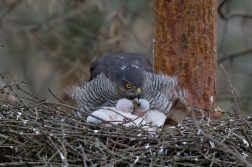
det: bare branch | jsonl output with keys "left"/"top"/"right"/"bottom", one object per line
{"left": 0, "top": 0, "right": 22, "bottom": 21}
{"left": 220, "top": 65, "right": 241, "bottom": 117}
{"left": 218, "top": 0, "right": 230, "bottom": 20}
{"left": 218, "top": 48, "right": 252, "bottom": 64}
{"left": 0, "top": 3, "right": 87, "bottom": 36}
{"left": 218, "top": 0, "right": 252, "bottom": 20}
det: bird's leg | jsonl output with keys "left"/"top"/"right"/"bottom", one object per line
{"left": 109, "top": 116, "right": 115, "bottom": 121}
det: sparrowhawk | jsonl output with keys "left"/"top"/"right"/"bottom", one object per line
{"left": 68, "top": 53, "right": 188, "bottom": 114}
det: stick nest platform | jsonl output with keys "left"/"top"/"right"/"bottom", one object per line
{"left": 0, "top": 80, "right": 251, "bottom": 167}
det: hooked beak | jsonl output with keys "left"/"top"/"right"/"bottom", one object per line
{"left": 135, "top": 88, "right": 141, "bottom": 100}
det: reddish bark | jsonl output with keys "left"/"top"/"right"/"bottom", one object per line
{"left": 152, "top": 0, "right": 217, "bottom": 114}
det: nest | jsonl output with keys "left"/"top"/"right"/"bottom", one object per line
{"left": 0, "top": 79, "right": 252, "bottom": 167}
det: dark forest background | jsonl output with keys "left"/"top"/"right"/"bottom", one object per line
{"left": 0, "top": 0, "right": 251, "bottom": 115}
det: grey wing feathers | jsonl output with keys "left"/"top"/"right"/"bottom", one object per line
{"left": 142, "top": 72, "right": 188, "bottom": 114}
{"left": 68, "top": 74, "right": 122, "bottom": 112}
{"left": 89, "top": 59, "right": 101, "bottom": 81}
{"left": 68, "top": 71, "right": 188, "bottom": 114}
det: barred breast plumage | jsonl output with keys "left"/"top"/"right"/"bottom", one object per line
{"left": 68, "top": 53, "right": 189, "bottom": 114}
{"left": 68, "top": 74, "right": 122, "bottom": 112}
{"left": 142, "top": 72, "right": 188, "bottom": 114}
{"left": 68, "top": 71, "right": 188, "bottom": 114}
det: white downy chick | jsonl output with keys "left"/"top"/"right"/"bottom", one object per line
{"left": 86, "top": 108, "right": 118, "bottom": 126}
{"left": 116, "top": 98, "right": 134, "bottom": 113}
{"left": 133, "top": 98, "right": 166, "bottom": 127}
{"left": 87, "top": 98, "right": 136, "bottom": 126}
{"left": 115, "top": 98, "right": 147, "bottom": 127}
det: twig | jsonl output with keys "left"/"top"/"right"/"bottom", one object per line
{"left": 217, "top": 0, "right": 230, "bottom": 20}
{"left": 15, "top": 84, "right": 45, "bottom": 101}
{"left": 221, "top": 65, "right": 252, "bottom": 130}
{"left": 0, "top": 80, "right": 27, "bottom": 91}
{"left": 61, "top": 124, "right": 68, "bottom": 167}
{"left": 218, "top": 0, "right": 252, "bottom": 20}
{"left": 218, "top": 48, "right": 252, "bottom": 64}
{"left": 0, "top": 133, "right": 25, "bottom": 146}
{"left": 78, "top": 143, "right": 88, "bottom": 167}
{"left": 43, "top": 136, "right": 66, "bottom": 167}
{"left": 221, "top": 128, "right": 232, "bottom": 143}
{"left": 192, "top": 112, "right": 251, "bottom": 166}
{"left": 0, "top": 0, "right": 22, "bottom": 21}
{"left": 48, "top": 88, "right": 67, "bottom": 104}
{"left": 0, "top": 162, "right": 47, "bottom": 166}
{"left": 0, "top": 74, "right": 27, "bottom": 106}
{"left": 240, "top": 128, "right": 252, "bottom": 149}
{"left": 220, "top": 65, "right": 241, "bottom": 117}
{"left": 0, "top": 3, "right": 88, "bottom": 36}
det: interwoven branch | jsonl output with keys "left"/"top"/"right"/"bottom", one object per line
{"left": 0, "top": 77, "right": 251, "bottom": 166}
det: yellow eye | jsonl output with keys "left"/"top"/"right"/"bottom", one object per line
{"left": 125, "top": 83, "right": 132, "bottom": 89}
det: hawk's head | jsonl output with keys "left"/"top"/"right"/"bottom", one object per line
{"left": 111, "top": 64, "right": 144, "bottom": 99}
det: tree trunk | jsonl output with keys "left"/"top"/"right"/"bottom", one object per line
{"left": 152, "top": 0, "right": 218, "bottom": 116}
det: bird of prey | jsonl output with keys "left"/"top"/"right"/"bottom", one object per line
{"left": 68, "top": 53, "right": 188, "bottom": 114}
{"left": 89, "top": 53, "right": 154, "bottom": 99}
